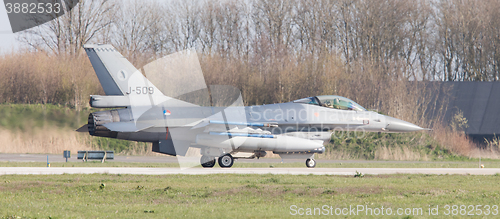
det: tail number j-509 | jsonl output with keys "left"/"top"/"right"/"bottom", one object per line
{"left": 127, "top": 87, "right": 154, "bottom": 95}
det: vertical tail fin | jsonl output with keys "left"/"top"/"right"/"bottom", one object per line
{"left": 84, "top": 44, "right": 158, "bottom": 96}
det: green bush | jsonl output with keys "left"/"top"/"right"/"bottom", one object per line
{"left": 327, "top": 131, "right": 458, "bottom": 160}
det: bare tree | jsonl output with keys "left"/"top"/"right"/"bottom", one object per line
{"left": 18, "top": 0, "right": 116, "bottom": 56}
{"left": 253, "top": 0, "right": 294, "bottom": 56}
{"left": 111, "top": 0, "right": 166, "bottom": 66}
{"left": 166, "top": 0, "right": 202, "bottom": 51}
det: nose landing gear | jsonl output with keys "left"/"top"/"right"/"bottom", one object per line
{"left": 305, "top": 158, "right": 316, "bottom": 168}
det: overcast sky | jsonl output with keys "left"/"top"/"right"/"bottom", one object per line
{"left": 0, "top": 0, "right": 20, "bottom": 53}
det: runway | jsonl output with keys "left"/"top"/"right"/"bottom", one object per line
{"left": 0, "top": 153, "right": 480, "bottom": 164}
{"left": 1, "top": 167, "right": 499, "bottom": 175}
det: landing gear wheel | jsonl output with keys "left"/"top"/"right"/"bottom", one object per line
{"left": 306, "top": 158, "right": 316, "bottom": 168}
{"left": 218, "top": 153, "right": 234, "bottom": 168}
{"left": 201, "top": 155, "right": 216, "bottom": 168}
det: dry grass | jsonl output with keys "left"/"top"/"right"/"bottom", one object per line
{"left": 0, "top": 50, "right": 102, "bottom": 108}
{"left": 318, "top": 150, "right": 353, "bottom": 160}
{"left": 468, "top": 148, "right": 500, "bottom": 159}
{"left": 374, "top": 146, "right": 428, "bottom": 161}
{"left": 430, "top": 124, "right": 473, "bottom": 156}
{"left": 0, "top": 128, "right": 92, "bottom": 154}
{"left": 430, "top": 124, "right": 500, "bottom": 158}
{"left": 115, "top": 143, "right": 159, "bottom": 156}
{"left": 320, "top": 146, "right": 428, "bottom": 161}
{"left": 0, "top": 127, "right": 164, "bottom": 156}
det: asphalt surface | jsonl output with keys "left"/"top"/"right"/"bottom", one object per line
{"left": 2, "top": 153, "right": 500, "bottom": 175}
{"left": 0, "top": 153, "right": 179, "bottom": 163}
{"left": 0, "top": 167, "right": 499, "bottom": 175}
{"left": 0, "top": 153, "right": 481, "bottom": 164}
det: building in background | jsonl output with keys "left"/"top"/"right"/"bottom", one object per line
{"left": 430, "top": 82, "right": 500, "bottom": 143}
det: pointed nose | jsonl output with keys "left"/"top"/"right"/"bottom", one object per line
{"left": 385, "top": 116, "right": 424, "bottom": 132}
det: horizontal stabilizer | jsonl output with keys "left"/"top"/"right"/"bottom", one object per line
{"left": 89, "top": 95, "right": 130, "bottom": 108}
{"left": 103, "top": 122, "right": 153, "bottom": 132}
{"left": 76, "top": 124, "right": 88, "bottom": 132}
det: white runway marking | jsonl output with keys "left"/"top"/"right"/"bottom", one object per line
{"left": 1, "top": 167, "right": 499, "bottom": 175}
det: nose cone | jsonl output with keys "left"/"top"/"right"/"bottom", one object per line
{"left": 385, "top": 116, "right": 424, "bottom": 132}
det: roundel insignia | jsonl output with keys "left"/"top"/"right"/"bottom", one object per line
{"left": 163, "top": 110, "right": 171, "bottom": 116}
{"left": 117, "top": 70, "right": 128, "bottom": 81}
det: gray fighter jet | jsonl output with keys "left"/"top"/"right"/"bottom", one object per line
{"left": 78, "top": 44, "right": 424, "bottom": 168}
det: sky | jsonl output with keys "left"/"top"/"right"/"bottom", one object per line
{"left": 0, "top": 0, "right": 20, "bottom": 53}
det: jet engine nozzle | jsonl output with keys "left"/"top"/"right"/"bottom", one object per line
{"left": 88, "top": 110, "right": 119, "bottom": 138}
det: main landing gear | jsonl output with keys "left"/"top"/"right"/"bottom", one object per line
{"left": 200, "top": 155, "right": 216, "bottom": 168}
{"left": 200, "top": 153, "right": 234, "bottom": 168}
{"left": 218, "top": 153, "right": 234, "bottom": 168}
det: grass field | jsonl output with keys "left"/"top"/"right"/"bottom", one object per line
{"left": 1, "top": 173, "right": 499, "bottom": 218}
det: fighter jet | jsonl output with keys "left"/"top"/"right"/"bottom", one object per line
{"left": 77, "top": 44, "right": 425, "bottom": 168}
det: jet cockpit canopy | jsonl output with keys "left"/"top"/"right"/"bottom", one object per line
{"left": 293, "top": 95, "right": 366, "bottom": 111}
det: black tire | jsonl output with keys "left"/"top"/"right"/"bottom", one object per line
{"left": 305, "top": 158, "right": 316, "bottom": 168}
{"left": 218, "top": 153, "right": 234, "bottom": 168}
{"left": 201, "top": 155, "right": 216, "bottom": 168}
